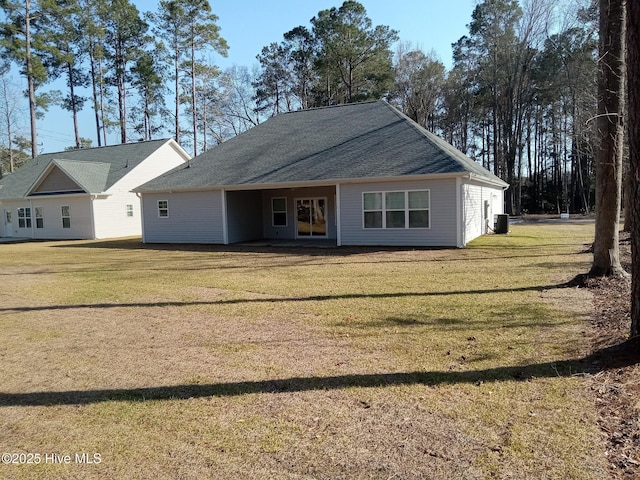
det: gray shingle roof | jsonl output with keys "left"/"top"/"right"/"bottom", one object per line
{"left": 136, "top": 101, "right": 507, "bottom": 192}
{"left": 0, "top": 139, "right": 173, "bottom": 199}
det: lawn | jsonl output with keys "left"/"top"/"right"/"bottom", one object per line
{"left": 0, "top": 223, "right": 608, "bottom": 479}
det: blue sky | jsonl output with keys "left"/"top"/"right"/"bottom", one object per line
{"left": 33, "top": 0, "right": 476, "bottom": 153}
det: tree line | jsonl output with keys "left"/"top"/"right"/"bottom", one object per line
{"left": 250, "top": 0, "right": 603, "bottom": 218}
{"left": 0, "top": 0, "right": 614, "bottom": 218}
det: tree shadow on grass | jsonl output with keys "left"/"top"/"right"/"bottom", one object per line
{"left": 1, "top": 340, "right": 638, "bottom": 407}
{"left": 0, "top": 282, "right": 580, "bottom": 315}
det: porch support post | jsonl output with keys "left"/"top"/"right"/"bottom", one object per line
{"left": 456, "top": 177, "right": 463, "bottom": 247}
{"left": 221, "top": 189, "right": 228, "bottom": 245}
{"left": 336, "top": 183, "right": 342, "bottom": 246}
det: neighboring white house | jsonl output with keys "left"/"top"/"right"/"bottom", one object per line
{"left": 0, "top": 139, "right": 190, "bottom": 240}
{"left": 135, "top": 101, "right": 508, "bottom": 248}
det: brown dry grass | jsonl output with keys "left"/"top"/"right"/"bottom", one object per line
{"left": 0, "top": 223, "right": 611, "bottom": 479}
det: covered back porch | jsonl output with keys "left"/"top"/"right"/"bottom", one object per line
{"left": 225, "top": 185, "right": 338, "bottom": 245}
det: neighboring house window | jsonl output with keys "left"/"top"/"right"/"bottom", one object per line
{"left": 61, "top": 206, "right": 71, "bottom": 228}
{"left": 158, "top": 200, "right": 169, "bottom": 218}
{"left": 126, "top": 204, "right": 134, "bottom": 217}
{"left": 35, "top": 207, "right": 44, "bottom": 229}
{"left": 272, "top": 197, "right": 287, "bottom": 226}
{"left": 363, "top": 190, "right": 430, "bottom": 229}
{"left": 17, "top": 207, "right": 32, "bottom": 228}
{"left": 5, "top": 210, "right": 11, "bottom": 224}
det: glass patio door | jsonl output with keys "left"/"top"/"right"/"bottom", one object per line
{"left": 296, "top": 198, "right": 327, "bottom": 237}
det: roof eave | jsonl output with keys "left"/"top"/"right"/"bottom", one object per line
{"left": 468, "top": 172, "right": 510, "bottom": 189}
{"left": 134, "top": 172, "right": 476, "bottom": 194}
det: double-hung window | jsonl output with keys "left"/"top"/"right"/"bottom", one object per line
{"left": 18, "top": 207, "right": 32, "bottom": 228}
{"left": 35, "top": 207, "right": 44, "bottom": 229}
{"left": 363, "top": 190, "right": 430, "bottom": 229}
{"left": 61, "top": 206, "right": 71, "bottom": 228}
{"left": 126, "top": 204, "right": 134, "bottom": 217}
{"left": 158, "top": 200, "right": 169, "bottom": 218}
{"left": 408, "top": 191, "right": 430, "bottom": 228}
{"left": 271, "top": 197, "right": 287, "bottom": 226}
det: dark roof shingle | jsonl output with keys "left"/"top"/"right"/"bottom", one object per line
{"left": 137, "top": 101, "right": 507, "bottom": 192}
{"left": 0, "top": 139, "right": 172, "bottom": 199}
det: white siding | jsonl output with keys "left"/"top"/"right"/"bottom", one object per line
{"left": 92, "top": 192, "right": 142, "bottom": 239}
{"left": 141, "top": 191, "right": 224, "bottom": 244}
{"left": 1, "top": 197, "right": 94, "bottom": 239}
{"left": 462, "top": 181, "right": 504, "bottom": 245}
{"left": 94, "top": 140, "right": 188, "bottom": 239}
{"left": 106, "top": 140, "right": 189, "bottom": 194}
{"left": 340, "top": 179, "right": 459, "bottom": 247}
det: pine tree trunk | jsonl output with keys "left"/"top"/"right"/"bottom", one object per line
{"left": 627, "top": 0, "right": 640, "bottom": 337}
{"left": 89, "top": 47, "right": 102, "bottom": 147}
{"left": 591, "top": 0, "right": 627, "bottom": 277}
{"left": 24, "top": 0, "right": 38, "bottom": 158}
{"left": 68, "top": 64, "right": 80, "bottom": 149}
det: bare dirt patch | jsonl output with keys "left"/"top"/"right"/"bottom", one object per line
{"left": 582, "top": 232, "right": 639, "bottom": 479}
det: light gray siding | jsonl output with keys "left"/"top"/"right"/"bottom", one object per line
{"left": 1, "top": 197, "right": 93, "bottom": 239}
{"left": 339, "top": 179, "right": 459, "bottom": 247}
{"left": 226, "top": 190, "right": 263, "bottom": 243}
{"left": 261, "top": 186, "right": 337, "bottom": 240}
{"left": 141, "top": 191, "right": 224, "bottom": 244}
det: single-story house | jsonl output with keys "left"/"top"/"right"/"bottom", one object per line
{"left": 0, "top": 138, "right": 190, "bottom": 240}
{"left": 134, "top": 101, "right": 508, "bottom": 247}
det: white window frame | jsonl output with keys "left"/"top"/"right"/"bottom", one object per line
{"left": 18, "top": 207, "right": 32, "bottom": 229}
{"left": 126, "top": 204, "right": 134, "bottom": 217}
{"left": 35, "top": 206, "right": 44, "bottom": 229}
{"left": 61, "top": 205, "right": 71, "bottom": 229}
{"left": 362, "top": 190, "right": 430, "bottom": 229}
{"left": 158, "top": 200, "right": 169, "bottom": 218}
{"left": 271, "top": 197, "right": 287, "bottom": 227}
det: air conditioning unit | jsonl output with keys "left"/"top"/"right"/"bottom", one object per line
{"left": 494, "top": 214, "right": 509, "bottom": 234}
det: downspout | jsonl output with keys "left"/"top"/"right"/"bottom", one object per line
{"left": 89, "top": 195, "right": 96, "bottom": 239}
{"left": 221, "top": 189, "right": 228, "bottom": 245}
{"left": 136, "top": 192, "right": 145, "bottom": 243}
{"left": 456, "top": 177, "right": 463, "bottom": 247}
{"left": 335, "top": 183, "right": 342, "bottom": 247}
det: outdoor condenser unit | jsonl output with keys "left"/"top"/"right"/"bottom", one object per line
{"left": 494, "top": 214, "right": 509, "bottom": 234}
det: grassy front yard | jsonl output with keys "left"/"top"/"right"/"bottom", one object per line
{"left": 0, "top": 223, "right": 608, "bottom": 479}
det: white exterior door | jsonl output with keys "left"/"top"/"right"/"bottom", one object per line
{"left": 3, "top": 209, "right": 13, "bottom": 237}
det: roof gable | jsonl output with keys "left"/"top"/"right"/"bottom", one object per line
{"left": 0, "top": 139, "right": 178, "bottom": 199}
{"left": 30, "top": 163, "right": 85, "bottom": 195}
{"left": 28, "top": 160, "right": 112, "bottom": 196}
{"left": 137, "top": 101, "right": 507, "bottom": 192}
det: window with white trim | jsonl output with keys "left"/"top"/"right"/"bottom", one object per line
{"left": 126, "top": 204, "right": 134, "bottom": 217}
{"left": 61, "top": 206, "right": 71, "bottom": 228}
{"left": 363, "top": 190, "right": 430, "bottom": 229}
{"left": 18, "top": 207, "right": 32, "bottom": 228}
{"left": 158, "top": 200, "right": 169, "bottom": 218}
{"left": 35, "top": 206, "right": 44, "bottom": 229}
{"left": 271, "top": 197, "right": 287, "bottom": 226}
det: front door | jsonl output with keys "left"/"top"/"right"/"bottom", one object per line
{"left": 3, "top": 209, "right": 13, "bottom": 237}
{"left": 296, "top": 198, "right": 327, "bottom": 237}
